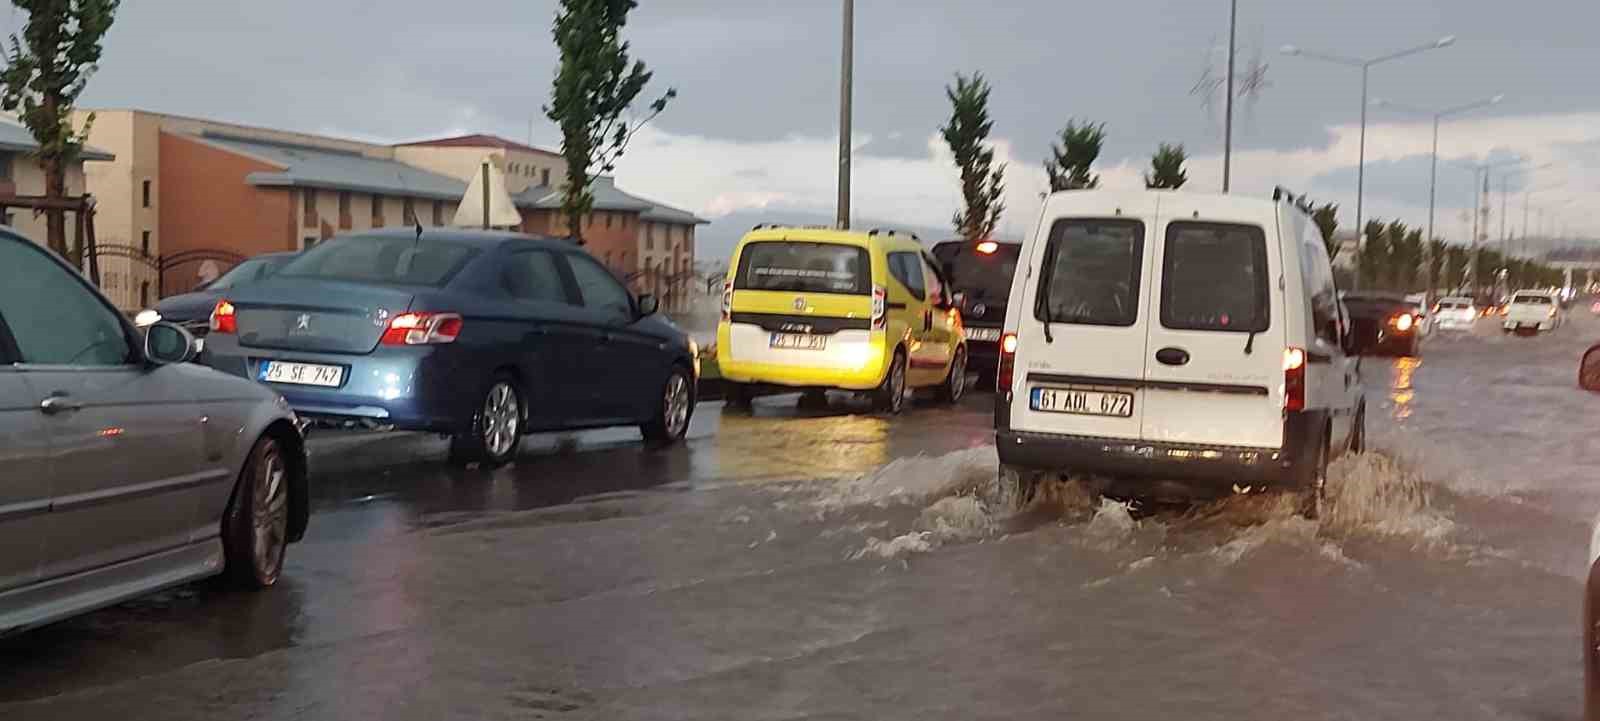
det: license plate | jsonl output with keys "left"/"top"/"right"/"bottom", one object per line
{"left": 1030, "top": 387, "right": 1133, "bottom": 417}
{"left": 966, "top": 327, "right": 1002, "bottom": 342}
{"left": 258, "top": 360, "right": 344, "bottom": 387}
{"left": 770, "top": 332, "right": 826, "bottom": 350}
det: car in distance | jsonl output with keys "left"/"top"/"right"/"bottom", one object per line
{"left": 995, "top": 189, "right": 1365, "bottom": 515}
{"left": 1502, "top": 289, "right": 1563, "bottom": 334}
{"left": 1342, "top": 291, "right": 1424, "bottom": 356}
{"left": 0, "top": 228, "right": 307, "bottom": 635}
{"left": 932, "top": 238, "right": 1021, "bottom": 389}
{"left": 135, "top": 251, "right": 298, "bottom": 339}
{"left": 1431, "top": 295, "right": 1478, "bottom": 332}
{"left": 716, "top": 225, "right": 968, "bottom": 413}
{"left": 200, "top": 229, "right": 697, "bottom": 466}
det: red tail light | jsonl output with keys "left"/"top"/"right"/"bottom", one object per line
{"left": 997, "top": 332, "right": 1018, "bottom": 392}
{"left": 871, "top": 285, "right": 887, "bottom": 330}
{"left": 209, "top": 299, "right": 236, "bottom": 334}
{"left": 381, "top": 312, "right": 463, "bottom": 345}
{"left": 720, "top": 280, "right": 733, "bottom": 321}
{"left": 1283, "top": 347, "right": 1306, "bottom": 412}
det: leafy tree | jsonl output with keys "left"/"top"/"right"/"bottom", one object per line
{"left": 1391, "top": 227, "right": 1423, "bottom": 291}
{"left": 544, "top": 0, "right": 675, "bottom": 245}
{"left": 0, "top": 0, "right": 119, "bottom": 259}
{"left": 1311, "top": 202, "right": 1339, "bottom": 260}
{"left": 1044, "top": 119, "right": 1105, "bottom": 191}
{"left": 941, "top": 72, "right": 1006, "bottom": 242}
{"left": 1426, "top": 239, "right": 1446, "bottom": 296}
{"left": 1444, "top": 245, "right": 1469, "bottom": 293}
{"left": 1358, "top": 219, "right": 1389, "bottom": 289}
{"left": 1143, "top": 142, "right": 1187, "bottom": 189}
{"left": 1475, "top": 247, "right": 1503, "bottom": 291}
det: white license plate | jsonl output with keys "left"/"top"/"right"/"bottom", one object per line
{"left": 966, "top": 327, "right": 1002, "bottom": 342}
{"left": 1030, "top": 387, "right": 1133, "bottom": 417}
{"left": 258, "top": 360, "right": 344, "bottom": 387}
{"left": 770, "top": 332, "right": 827, "bottom": 350}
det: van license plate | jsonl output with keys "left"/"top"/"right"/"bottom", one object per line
{"left": 1030, "top": 387, "right": 1133, "bottom": 417}
{"left": 770, "top": 332, "right": 827, "bottom": 350}
{"left": 259, "top": 360, "right": 344, "bottom": 387}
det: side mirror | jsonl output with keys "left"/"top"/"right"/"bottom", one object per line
{"left": 952, "top": 291, "right": 968, "bottom": 307}
{"left": 637, "top": 294, "right": 659, "bottom": 317}
{"left": 144, "top": 321, "right": 196, "bottom": 365}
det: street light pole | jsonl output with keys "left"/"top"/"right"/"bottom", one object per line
{"left": 1223, "top": 0, "right": 1236, "bottom": 193}
{"left": 836, "top": 0, "right": 853, "bottom": 230}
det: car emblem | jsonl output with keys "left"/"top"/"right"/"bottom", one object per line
{"left": 793, "top": 297, "right": 807, "bottom": 311}
{"left": 295, "top": 313, "right": 311, "bottom": 331}
{"left": 972, "top": 303, "right": 987, "bottom": 318}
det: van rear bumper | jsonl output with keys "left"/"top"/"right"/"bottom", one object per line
{"left": 997, "top": 431, "right": 1294, "bottom": 486}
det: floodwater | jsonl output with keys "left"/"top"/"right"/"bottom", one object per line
{"left": 2, "top": 311, "right": 1596, "bottom": 720}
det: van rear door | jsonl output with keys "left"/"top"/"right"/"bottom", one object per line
{"left": 726, "top": 240, "right": 874, "bottom": 365}
{"left": 1140, "top": 207, "right": 1286, "bottom": 449}
{"left": 1010, "top": 195, "right": 1158, "bottom": 440}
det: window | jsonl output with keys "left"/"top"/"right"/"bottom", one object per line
{"left": 887, "top": 252, "right": 926, "bottom": 301}
{"left": 142, "top": 180, "right": 152, "bottom": 208}
{"left": 735, "top": 241, "right": 871, "bottom": 295}
{"left": 371, "top": 195, "right": 385, "bottom": 226}
{"left": 1513, "top": 294, "right": 1553, "bottom": 305}
{"left": 432, "top": 200, "right": 444, "bottom": 226}
{"left": 141, "top": 230, "right": 151, "bottom": 255}
{"left": 303, "top": 188, "right": 318, "bottom": 227}
{"left": 604, "top": 212, "right": 613, "bottom": 229}
{"left": 541, "top": 169, "right": 550, "bottom": 186}
{"left": 304, "top": 237, "right": 317, "bottom": 250}
{"left": 140, "top": 281, "right": 150, "bottom": 308}
{"left": 339, "top": 191, "right": 352, "bottom": 227}
{"left": 0, "top": 237, "right": 131, "bottom": 366}
{"left": 403, "top": 198, "right": 416, "bottom": 225}
{"left": 1036, "top": 219, "right": 1144, "bottom": 327}
{"left": 1160, "top": 222, "right": 1269, "bottom": 332}
{"left": 646, "top": 223, "right": 655, "bottom": 250}
{"left": 920, "top": 254, "right": 948, "bottom": 305}
{"left": 932, "top": 241, "right": 1020, "bottom": 304}
{"left": 1300, "top": 219, "right": 1339, "bottom": 345}
{"left": 502, "top": 250, "right": 570, "bottom": 304}
{"left": 566, "top": 253, "right": 634, "bottom": 323}
{"left": 277, "top": 234, "right": 480, "bottom": 287}
{"left": 0, "top": 152, "right": 13, "bottom": 181}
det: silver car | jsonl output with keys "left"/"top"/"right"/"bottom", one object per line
{"left": 0, "top": 229, "right": 307, "bottom": 635}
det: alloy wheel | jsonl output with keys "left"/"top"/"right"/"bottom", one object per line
{"left": 251, "top": 440, "right": 288, "bottom": 576}
{"left": 664, "top": 372, "right": 691, "bottom": 438}
{"left": 482, "top": 382, "right": 520, "bottom": 458}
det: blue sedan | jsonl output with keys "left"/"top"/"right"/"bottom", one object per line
{"left": 200, "top": 229, "right": 698, "bottom": 466}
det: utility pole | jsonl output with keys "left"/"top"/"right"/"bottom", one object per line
{"left": 1222, "top": 0, "right": 1236, "bottom": 193}
{"left": 836, "top": 0, "right": 854, "bottom": 230}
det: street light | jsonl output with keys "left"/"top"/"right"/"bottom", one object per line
{"left": 1371, "top": 93, "right": 1501, "bottom": 296}
{"left": 1281, "top": 35, "right": 1456, "bottom": 289}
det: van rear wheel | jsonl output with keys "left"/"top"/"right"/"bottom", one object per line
{"left": 1294, "top": 436, "right": 1329, "bottom": 520}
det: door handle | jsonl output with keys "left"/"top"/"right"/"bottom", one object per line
{"left": 923, "top": 310, "right": 933, "bottom": 331}
{"left": 1154, "top": 347, "right": 1190, "bottom": 366}
{"left": 39, "top": 393, "right": 83, "bottom": 415}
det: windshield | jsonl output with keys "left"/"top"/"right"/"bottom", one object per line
{"left": 275, "top": 236, "right": 479, "bottom": 287}
{"left": 931, "top": 241, "right": 1020, "bottom": 303}
{"left": 202, "top": 256, "right": 289, "bottom": 291}
{"left": 734, "top": 241, "right": 870, "bottom": 294}
{"left": 1513, "top": 294, "right": 1553, "bottom": 305}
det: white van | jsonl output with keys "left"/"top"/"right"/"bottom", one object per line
{"left": 995, "top": 189, "right": 1366, "bottom": 513}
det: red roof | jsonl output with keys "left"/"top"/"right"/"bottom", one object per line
{"left": 394, "top": 134, "right": 560, "bottom": 157}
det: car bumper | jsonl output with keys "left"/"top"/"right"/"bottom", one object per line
{"left": 199, "top": 341, "right": 466, "bottom": 431}
{"left": 997, "top": 430, "right": 1295, "bottom": 487}
{"left": 1504, "top": 319, "right": 1554, "bottom": 331}
{"left": 715, "top": 324, "right": 890, "bottom": 390}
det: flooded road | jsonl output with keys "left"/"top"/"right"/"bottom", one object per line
{"left": 2, "top": 312, "right": 1596, "bottom": 719}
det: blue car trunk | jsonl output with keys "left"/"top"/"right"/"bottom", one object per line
{"left": 228, "top": 277, "right": 415, "bottom": 355}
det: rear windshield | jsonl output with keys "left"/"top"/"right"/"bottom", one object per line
{"left": 735, "top": 241, "right": 870, "bottom": 294}
{"left": 1160, "top": 222, "right": 1269, "bottom": 333}
{"left": 932, "top": 242, "right": 1020, "bottom": 303}
{"left": 1513, "top": 294, "right": 1552, "bottom": 305}
{"left": 276, "top": 236, "right": 479, "bottom": 287}
{"left": 1035, "top": 219, "right": 1145, "bottom": 327}
{"left": 205, "top": 256, "right": 291, "bottom": 291}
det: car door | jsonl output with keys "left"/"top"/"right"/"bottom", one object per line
{"left": 499, "top": 247, "right": 587, "bottom": 429}
{"left": 885, "top": 251, "right": 936, "bottom": 385}
{"left": 561, "top": 251, "right": 658, "bottom": 422}
{"left": 0, "top": 338, "right": 51, "bottom": 596}
{"left": 0, "top": 235, "right": 206, "bottom": 582}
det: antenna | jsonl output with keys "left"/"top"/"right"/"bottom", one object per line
{"left": 413, "top": 221, "right": 423, "bottom": 249}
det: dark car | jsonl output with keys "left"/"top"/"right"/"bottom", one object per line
{"left": 200, "top": 229, "right": 698, "bottom": 465}
{"left": 139, "top": 251, "right": 298, "bottom": 336}
{"left": 1342, "top": 291, "right": 1423, "bottom": 356}
{"left": 932, "top": 239, "right": 1021, "bottom": 387}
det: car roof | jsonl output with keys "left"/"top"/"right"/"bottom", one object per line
{"left": 1041, "top": 188, "right": 1288, "bottom": 220}
{"left": 327, "top": 227, "right": 569, "bottom": 252}
{"left": 739, "top": 225, "right": 923, "bottom": 251}
{"left": 932, "top": 238, "right": 1022, "bottom": 250}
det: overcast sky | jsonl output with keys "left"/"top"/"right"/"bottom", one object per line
{"left": 30, "top": 0, "right": 1600, "bottom": 254}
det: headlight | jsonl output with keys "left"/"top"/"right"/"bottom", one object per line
{"left": 1393, "top": 313, "right": 1414, "bottom": 332}
{"left": 134, "top": 309, "right": 161, "bottom": 327}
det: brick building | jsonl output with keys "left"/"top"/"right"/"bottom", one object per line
{"left": 72, "top": 111, "right": 707, "bottom": 311}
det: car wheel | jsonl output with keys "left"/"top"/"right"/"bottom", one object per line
{"left": 222, "top": 434, "right": 290, "bottom": 589}
{"left": 642, "top": 365, "right": 695, "bottom": 444}
{"left": 449, "top": 374, "right": 523, "bottom": 467}
{"left": 999, "top": 463, "right": 1042, "bottom": 511}
{"left": 1349, "top": 405, "right": 1366, "bottom": 455}
{"left": 935, "top": 347, "right": 967, "bottom": 404}
{"left": 873, "top": 349, "right": 908, "bottom": 414}
{"left": 1294, "top": 435, "right": 1330, "bottom": 520}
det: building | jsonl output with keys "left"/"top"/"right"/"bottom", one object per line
{"left": 72, "top": 110, "right": 707, "bottom": 312}
{"left": 0, "top": 116, "right": 116, "bottom": 289}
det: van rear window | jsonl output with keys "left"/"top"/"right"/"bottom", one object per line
{"left": 1035, "top": 219, "right": 1145, "bottom": 327}
{"left": 1160, "top": 222, "right": 1269, "bottom": 333}
{"left": 735, "top": 241, "right": 870, "bottom": 294}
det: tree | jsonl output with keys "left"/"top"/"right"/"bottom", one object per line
{"left": 1143, "top": 142, "right": 1187, "bottom": 189}
{"left": 1359, "top": 219, "right": 1389, "bottom": 290}
{"left": 1444, "top": 245, "right": 1469, "bottom": 293}
{"left": 544, "top": 0, "right": 675, "bottom": 245}
{"left": 1311, "top": 202, "right": 1339, "bottom": 260}
{"left": 1044, "top": 120, "right": 1105, "bottom": 191}
{"left": 1426, "top": 239, "right": 1446, "bottom": 295}
{"left": 941, "top": 72, "right": 1006, "bottom": 242}
{"left": 0, "top": 0, "right": 119, "bottom": 259}
{"left": 1391, "top": 227, "right": 1423, "bottom": 291}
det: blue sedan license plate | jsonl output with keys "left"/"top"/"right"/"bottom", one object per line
{"left": 259, "top": 360, "right": 344, "bottom": 387}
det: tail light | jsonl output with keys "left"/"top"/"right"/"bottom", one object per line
{"left": 975, "top": 240, "right": 999, "bottom": 255}
{"left": 720, "top": 280, "right": 733, "bottom": 321}
{"left": 871, "top": 285, "right": 887, "bottom": 330}
{"left": 381, "top": 312, "right": 463, "bottom": 345}
{"left": 209, "top": 299, "right": 236, "bottom": 334}
{"left": 1283, "top": 347, "right": 1306, "bottom": 412}
{"left": 1498, "top": 306, "right": 1508, "bottom": 316}
{"left": 997, "top": 332, "right": 1018, "bottom": 392}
